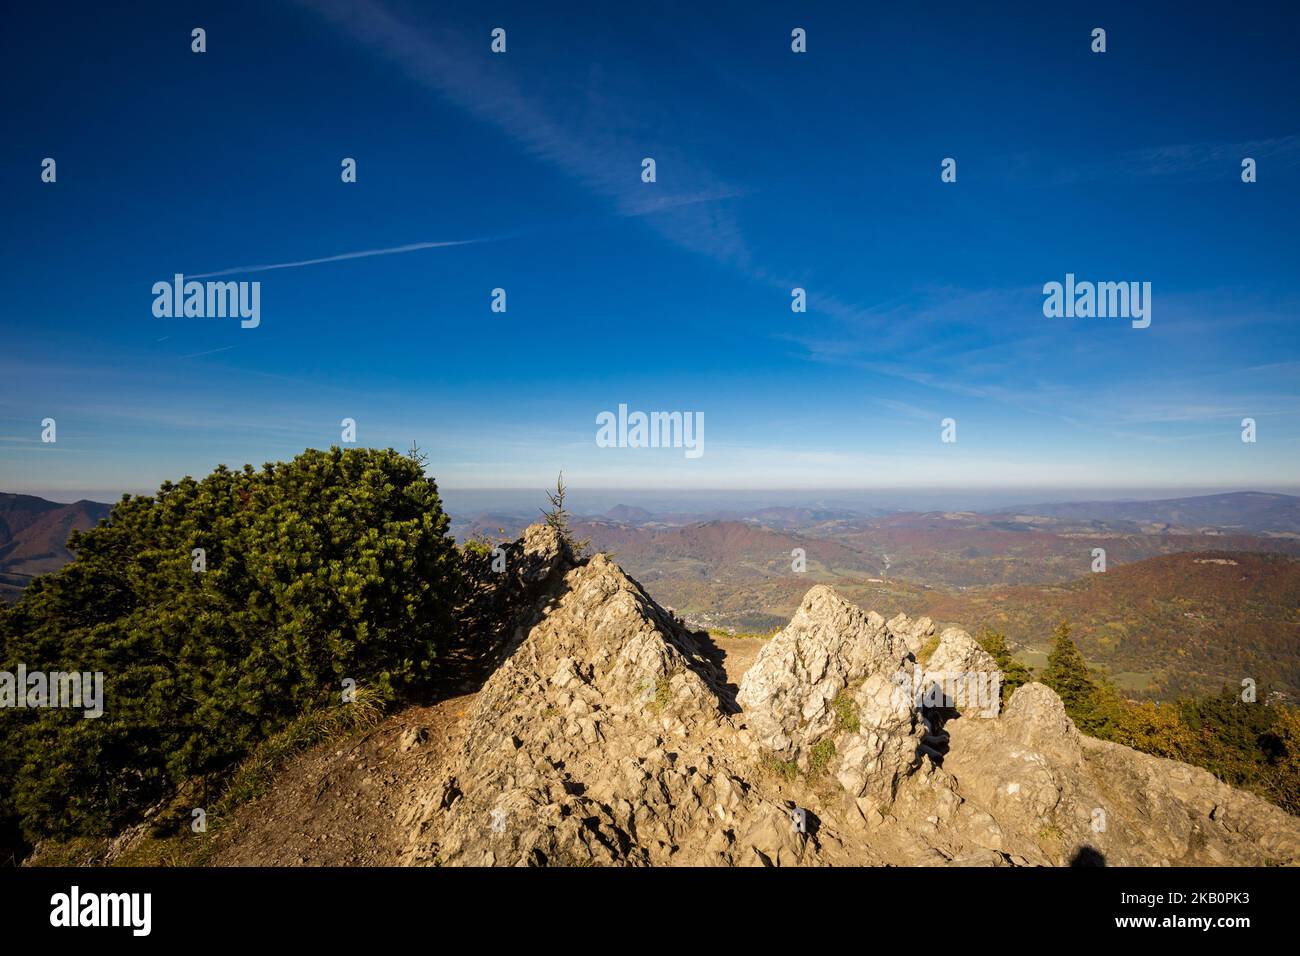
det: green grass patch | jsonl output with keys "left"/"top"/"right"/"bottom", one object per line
{"left": 808, "top": 738, "right": 836, "bottom": 778}
{"left": 832, "top": 692, "right": 860, "bottom": 733}
{"left": 643, "top": 675, "right": 674, "bottom": 716}
{"left": 761, "top": 754, "right": 800, "bottom": 782}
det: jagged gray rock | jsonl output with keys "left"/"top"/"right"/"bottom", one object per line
{"left": 886, "top": 612, "right": 936, "bottom": 656}
{"left": 919, "top": 626, "right": 1003, "bottom": 717}
{"left": 397, "top": 528, "right": 1300, "bottom": 867}
{"left": 400, "top": 538, "right": 859, "bottom": 866}
{"left": 735, "top": 585, "right": 913, "bottom": 771}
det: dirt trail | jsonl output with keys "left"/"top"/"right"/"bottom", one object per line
{"left": 211, "top": 602, "right": 496, "bottom": 866}
{"left": 711, "top": 636, "right": 765, "bottom": 690}
{"left": 210, "top": 693, "right": 475, "bottom": 866}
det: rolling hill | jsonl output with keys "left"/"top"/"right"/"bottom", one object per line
{"left": 0, "top": 493, "right": 112, "bottom": 603}
{"left": 920, "top": 550, "right": 1300, "bottom": 699}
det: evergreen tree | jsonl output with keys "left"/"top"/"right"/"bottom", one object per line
{"left": 540, "top": 472, "right": 588, "bottom": 556}
{"left": 406, "top": 440, "right": 430, "bottom": 470}
{"left": 1041, "top": 620, "right": 1104, "bottom": 731}
{"left": 975, "top": 627, "right": 1033, "bottom": 704}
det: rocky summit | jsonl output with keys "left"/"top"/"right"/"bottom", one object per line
{"left": 393, "top": 524, "right": 1300, "bottom": 866}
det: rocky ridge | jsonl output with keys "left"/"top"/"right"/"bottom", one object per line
{"left": 397, "top": 524, "right": 1300, "bottom": 866}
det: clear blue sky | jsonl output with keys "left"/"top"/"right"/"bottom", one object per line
{"left": 2, "top": 1, "right": 1298, "bottom": 501}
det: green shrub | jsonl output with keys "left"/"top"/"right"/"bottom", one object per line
{"left": 0, "top": 447, "right": 460, "bottom": 842}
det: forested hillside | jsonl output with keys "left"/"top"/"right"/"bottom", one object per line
{"left": 927, "top": 551, "right": 1300, "bottom": 698}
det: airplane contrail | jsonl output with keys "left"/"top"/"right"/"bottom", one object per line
{"left": 178, "top": 345, "right": 237, "bottom": 359}
{"left": 188, "top": 237, "right": 491, "bottom": 279}
{"left": 185, "top": 191, "right": 736, "bottom": 280}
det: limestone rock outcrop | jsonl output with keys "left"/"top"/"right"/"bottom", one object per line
{"left": 401, "top": 534, "right": 857, "bottom": 866}
{"left": 397, "top": 525, "right": 1300, "bottom": 867}
{"left": 886, "top": 613, "right": 935, "bottom": 656}
{"left": 944, "top": 682, "right": 1300, "bottom": 865}
{"left": 736, "top": 586, "right": 913, "bottom": 766}
{"left": 921, "top": 626, "right": 1003, "bottom": 718}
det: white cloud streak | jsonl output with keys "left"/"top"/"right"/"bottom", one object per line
{"left": 188, "top": 238, "right": 488, "bottom": 278}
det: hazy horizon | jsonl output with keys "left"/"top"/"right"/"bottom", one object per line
{"left": 12, "top": 480, "right": 1300, "bottom": 515}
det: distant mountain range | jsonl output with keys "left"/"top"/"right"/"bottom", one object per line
{"left": 450, "top": 492, "right": 1300, "bottom": 599}
{"left": 572, "top": 518, "right": 874, "bottom": 585}
{"left": 450, "top": 490, "right": 1300, "bottom": 541}
{"left": 0, "top": 493, "right": 111, "bottom": 603}
{"left": 994, "top": 491, "right": 1300, "bottom": 535}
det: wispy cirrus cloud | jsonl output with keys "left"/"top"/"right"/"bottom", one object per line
{"left": 781, "top": 279, "right": 1300, "bottom": 443}
{"left": 1050, "top": 134, "right": 1300, "bottom": 185}
{"left": 298, "top": 0, "right": 751, "bottom": 268}
{"left": 187, "top": 189, "right": 744, "bottom": 280}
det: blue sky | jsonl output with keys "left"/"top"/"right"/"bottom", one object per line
{"left": 2, "top": 1, "right": 1298, "bottom": 502}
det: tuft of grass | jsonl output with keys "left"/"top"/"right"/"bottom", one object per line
{"left": 808, "top": 738, "right": 836, "bottom": 778}
{"left": 112, "top": 831, "right": 208, "bottom": 868}
{"left": 213, "top": 686, "right": 384, "bottom": 814}
{"left": 23, "top": 837, "right": 103, "bottom": 868}
{"left": 917, "top": 634, "right": 941, "bottom": 665}
{"left": 761, "top": 738, "right": 837, "bottom": 783}
{"left": 649, "top": 675, "right": 673, "bottom": 715}
{"left": 832, "top": 692, "right": 860, "bottom": 733}
{"left": 761, "top": 754, "right": 800, "bottom": 782}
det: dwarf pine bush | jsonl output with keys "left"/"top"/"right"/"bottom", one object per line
{"left": 0, "top": 447, "right": 460, "bottom": 842}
